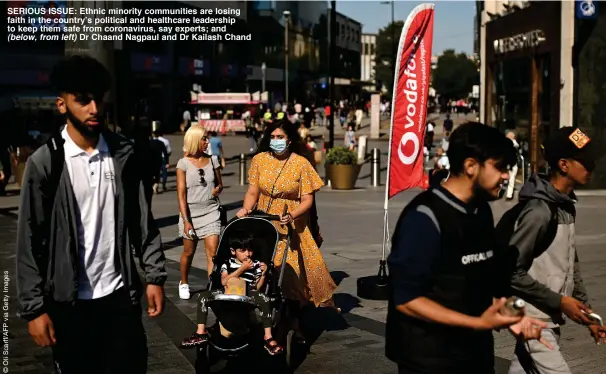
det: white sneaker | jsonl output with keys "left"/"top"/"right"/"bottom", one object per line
{"left": 179, "top": 282, "right": 190, "bottom": 300}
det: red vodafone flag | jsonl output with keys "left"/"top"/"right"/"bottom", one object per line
{"left": 387, "top": 4, "right": 435, "bottom": 199}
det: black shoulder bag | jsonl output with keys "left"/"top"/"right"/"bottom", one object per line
{"left": 211, "top": 156, "right": 227, "bottom": 226}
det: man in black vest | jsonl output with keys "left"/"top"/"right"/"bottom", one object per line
{"left": 386, "top": 122, "right": 550, "bottom": 374}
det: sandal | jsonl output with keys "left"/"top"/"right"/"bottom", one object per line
{"left": 264, "top": 337, "right": 284, "bottom": 356}
{"left": 180, "top": 332, "right": 209, "bottom": 348}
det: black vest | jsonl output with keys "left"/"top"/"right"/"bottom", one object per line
{"left": 386, "top": 189, "right": 501, "bottom": 374}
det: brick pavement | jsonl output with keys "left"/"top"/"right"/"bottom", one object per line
{"left": 3, "top": 119, "right": 606, "bottom": 373}
{"left": 0, "top": 214, "right": 193, "bottom": 374}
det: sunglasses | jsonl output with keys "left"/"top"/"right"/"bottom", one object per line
{"left": 198, "top": 169, "right": 207, "bottom": 186}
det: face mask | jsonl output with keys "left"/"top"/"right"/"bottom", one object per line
{"left": 270, "top": 139, "right": 288, "bottom": 154}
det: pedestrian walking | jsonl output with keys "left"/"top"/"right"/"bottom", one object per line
{"left": 498, "top": 127, "right": 606, "bottom": 374}
{"left": 16, "top": 55, "right": 166, "bottom": 374}
{"left": 443, "top": 113, "right": 454, "bottom": 134}
{"left": 236, "top": 119, "right": 337, "bottom": 341}
{"left": 154, "top": 130, "right": 172, "bottom": 192}
{"left": 344, "top": 124, "right": 357, "bottom": 151}
{"left": 150, "top": 131, "right": 169, "bottom": 195}
{"left": 504, "top": 130, "right": 519, "bottom": 200}
{"left": 177, "top": 126, "right": 223, "bottom": 300}
{"left": 424, "top": 120, "right": 435, "bottom": 150}
{"left": 386, "top": 122, "right": 550, "bottom": 374}
{"left": 208, "top": 131, "right": 225, "bottom": 170}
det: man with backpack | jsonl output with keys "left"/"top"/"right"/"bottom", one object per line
{"left": 386, "top": 122, "right": 549, "bottom": 374}
{"left": 499, "top": 127, "right": 606, "bottom": 374}
{"left": 16, "top": 55, "right": 167, "bottom": 373}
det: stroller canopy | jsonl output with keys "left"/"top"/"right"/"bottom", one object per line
{"left": 215, "top": 217, "right": 280, "bottom": 268}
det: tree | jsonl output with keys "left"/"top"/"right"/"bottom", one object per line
{"left": 432, "top": 49, "right": 479, "bottom": 101}
{"left": 373, "top": 21, "right": 404, "bottom": 98}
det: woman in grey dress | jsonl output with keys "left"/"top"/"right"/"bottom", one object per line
{"left": 177, "top": 126, "right": 223, "bottom": 300}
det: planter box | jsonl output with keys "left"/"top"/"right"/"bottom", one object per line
{"left": 325, "top": 164, "right": 361, "bottom": 190}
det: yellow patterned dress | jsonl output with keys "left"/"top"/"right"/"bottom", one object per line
{"left": 248, "top": 152, "right": 337, "bottom": 306}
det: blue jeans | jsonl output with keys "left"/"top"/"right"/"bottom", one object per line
{"left": 161, "top": 163, "right": 167, "bottom": 185}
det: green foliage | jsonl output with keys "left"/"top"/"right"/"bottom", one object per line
{"left": 432, "top": 49, "right": 479, "bottom": 101}
{"left": 325, "top": 146, "right": 358, "bottom": 165}
{"left": 374, "top": 21, "right": 404, "bottom": 98}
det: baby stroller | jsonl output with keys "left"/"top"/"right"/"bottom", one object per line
{"left": 196, "top": 210, "right": 297, "bottom": 371}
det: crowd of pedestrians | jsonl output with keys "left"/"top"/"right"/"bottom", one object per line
{"left": 12, "top": 54, "right": 606, "bottom": 374}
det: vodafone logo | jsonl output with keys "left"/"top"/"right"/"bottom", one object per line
{"left": 397, "top": 132, "right": 420, "bottom": 165}
{"left": 396, "top": 55, "right": 421, "bottom": 165}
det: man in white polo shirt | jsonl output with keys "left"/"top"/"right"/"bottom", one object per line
{"left": 17, "top": 55, "right": 166, "bottom": 373}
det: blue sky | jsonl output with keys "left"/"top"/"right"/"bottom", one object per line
{"left": 336, "top": 1, "right": 475, "bottom": 55}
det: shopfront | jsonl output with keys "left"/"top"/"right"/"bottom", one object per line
{"left": 484, "top": 2, "right": 561, "bottom": 171}
{"left": 574, "top": 4, "right": 606, "bottom": 188}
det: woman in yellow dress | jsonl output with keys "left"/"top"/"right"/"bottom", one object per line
{"left": 236, "top": 119, "right": 338, "bottom": 319}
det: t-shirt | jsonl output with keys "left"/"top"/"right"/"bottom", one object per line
{"left": 221, "top": 258, "right": 263, "bottom": 289}
{"left": 426, "top": 122, "right": 435, "bottom": 133}
{"left": 437, "top": 154, "right": 450, "bottom": 170}
{"left": 209, "top": 137, "right": 222, "bottom": 156}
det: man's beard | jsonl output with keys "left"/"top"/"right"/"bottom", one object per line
{"left": 66, "top": 107, "right": 102, "bottom": 138}
{"left": 472, "top": 178, "right": 500, "bottom": 202}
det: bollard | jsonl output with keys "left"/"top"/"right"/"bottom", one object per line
{"left": 358, "top": 135, "right": 368, "bottom": 162}
{"left": 371, "top": 148, "right": 381, "bottom": 187}
{"left": 239, "top": 154, "right": 247, "bottom": 185}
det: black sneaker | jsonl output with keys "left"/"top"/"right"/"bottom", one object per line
{"left": 180, "top": 332, "right": 209, "bottom": 348}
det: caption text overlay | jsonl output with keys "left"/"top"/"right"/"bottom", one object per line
{"left": 6, "top": 6, "right": 251, "bottom": 42}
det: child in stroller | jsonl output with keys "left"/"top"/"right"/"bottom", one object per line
{"left": 181, "top": 234, "right": 284, "bottom": 355}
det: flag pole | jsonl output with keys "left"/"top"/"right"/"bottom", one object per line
{"left": 357, "top": 3, "right": 435, "bottom": 300}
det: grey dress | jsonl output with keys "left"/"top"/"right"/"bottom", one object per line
{"left": 177, "top": 157, "right": 221, "bottom": 239}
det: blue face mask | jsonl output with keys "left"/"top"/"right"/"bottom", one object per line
{"left": 269, "top": 139, "right": 288, "bottom": 154}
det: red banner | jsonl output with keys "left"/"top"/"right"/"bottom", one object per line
{"left": 387, "top": 4, "right": 435, "bottom": 199}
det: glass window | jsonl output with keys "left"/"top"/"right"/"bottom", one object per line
{"left": 370, "top": 43, "right": 375, "bottom": 55}
{"left": 492, "top": 57, "right": 531, "bottom": 137}
{"left": 576, "top": 12, "right": 606, "bottom": 187}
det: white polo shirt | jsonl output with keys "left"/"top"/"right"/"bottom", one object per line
{"left": 61, "top": 128, "right": 124, "bottom": 300}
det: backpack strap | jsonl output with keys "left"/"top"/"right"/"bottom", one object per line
{"left": 41, "top": 134, "right": 65, "bottom": 212}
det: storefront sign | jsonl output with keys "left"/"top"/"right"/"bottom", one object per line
{"left": 131, "top": 53, "right": 171, "bottom": 73}
{"left": 178, "top": 58, "right": 209, "bottom": 76}
{"left": 493, "top": 30, "right": 545, "bottom": 54}
{"left": 576, "top": 0, "right": 598, "bottom": 19}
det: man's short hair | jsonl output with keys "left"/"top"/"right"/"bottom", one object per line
{"left": 447, "top": 122, "right": 517, "bottom": 175}
{"left": 50, "top": 55, "right": 110, "bottom": 96}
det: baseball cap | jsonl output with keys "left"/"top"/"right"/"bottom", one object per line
{"left": 544, "top": 127, "right": 598, "bottom": 172}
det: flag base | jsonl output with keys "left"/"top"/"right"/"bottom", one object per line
{"left": 356, "top": 260, "right": 389, "bottom": 300}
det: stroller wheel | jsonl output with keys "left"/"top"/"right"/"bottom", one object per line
{"left": 194, "top": 345, "right": 210, "bottom": 374}
{"left": 285, "top": 329, "right": 295, "bottom": 368}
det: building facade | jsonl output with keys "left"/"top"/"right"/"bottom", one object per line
{"left": 361, "top": 33, "right": 377, "bottom": 90}
{"left": 479, "top": 1, "right": 571, "bottom": 174}
{"left": 247, "top": 1, "right": 328, "bottom": 104}
{"left": 478, "top": 0, "right": 606, "bottom": 188}
{"left": 574, "top": 0, "right": 606, "bottom": 188}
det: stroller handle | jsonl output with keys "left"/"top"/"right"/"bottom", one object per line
{"left": 247, "top": 213, "right": 281, "bottom": 221}
{"left": 247, "top": 205, "right": 288, "bottom": 222}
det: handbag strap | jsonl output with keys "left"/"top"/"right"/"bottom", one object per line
{"left": 210, "top": 156, "right": 222, "bottom": 206}
{"left": 264, "top": 154, "right": 292, "bottom": 213}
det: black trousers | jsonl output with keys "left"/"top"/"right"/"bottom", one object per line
{"left": 50, "top": 288, "right": 147, "bottom": 374}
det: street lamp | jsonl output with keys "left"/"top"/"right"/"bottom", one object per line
{"left": 261, "top": 62, "right": 266, "bottom": 93}
{"left": 381, "top": 1, "right": 396, "bottom": 80}
{"left": 283, "top": 10, "right": 291, "bottom": 105}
